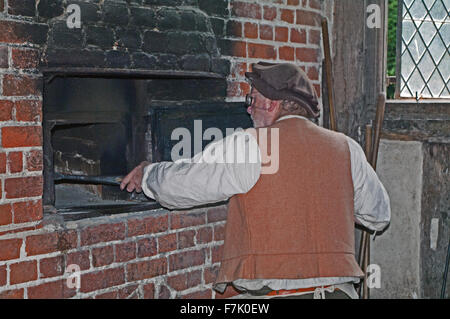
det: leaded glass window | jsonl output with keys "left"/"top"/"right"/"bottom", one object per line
{"left": 399, "top": 0, "right": 450, "bottom": 98}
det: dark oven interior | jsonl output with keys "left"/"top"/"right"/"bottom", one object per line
{"left": 42, "top": 72, "right": 252, "bottom": 217}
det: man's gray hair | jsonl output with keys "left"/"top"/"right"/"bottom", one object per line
{"left": 280, "top": 100, "right": 309, "bottom": 117}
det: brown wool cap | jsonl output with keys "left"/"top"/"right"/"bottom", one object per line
{"left": 245, "top": 62, "right": 320, "bottom": 118}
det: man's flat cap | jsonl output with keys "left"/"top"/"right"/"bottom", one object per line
{"left": 245, "top": 62, "right": 320, "bottom": 118}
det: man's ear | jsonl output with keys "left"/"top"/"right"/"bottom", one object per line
{"left": 268, "top": 100, "right": 281, "bottom": 113}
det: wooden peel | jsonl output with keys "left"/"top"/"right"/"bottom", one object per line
{"left": 322, "top": 17, "right": 338, "bottom": 132}
{"left": 358, "top": 93, "right": 386, "bottom": 299}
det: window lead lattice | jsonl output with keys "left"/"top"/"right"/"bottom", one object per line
{"left": 399, "top": 0, "right": 450, "bottom": 98}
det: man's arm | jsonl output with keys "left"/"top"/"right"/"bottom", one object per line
{"left": 123, "top": 130, "right": 261, "bottom": 210}
{"left": 346, "top": 137, "right": 391, "bottom": 232}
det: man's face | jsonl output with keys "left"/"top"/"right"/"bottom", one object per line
{"left": 246, "top": 88, "right": 273, "bottom": 128}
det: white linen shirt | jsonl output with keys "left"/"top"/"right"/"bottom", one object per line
{"left": 142, "top": 115, "right": 391, "bottom": 298}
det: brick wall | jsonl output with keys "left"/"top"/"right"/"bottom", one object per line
{"left": 213, "top": 0, "right": 325, "bottom": 101}
{"left": 0, "top": 0, "right": 330, "bottom": 299}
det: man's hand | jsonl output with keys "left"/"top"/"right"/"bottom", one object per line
{"left": 120, "top": 161, "right": 151, "bottom": 193}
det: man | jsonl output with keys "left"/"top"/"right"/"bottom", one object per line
{"left": 121, "top": 62, "right": 391, "bottom": 299}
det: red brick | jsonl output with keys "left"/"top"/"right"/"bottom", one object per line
{"left": 211, "top": 245, "right": 223, "bottom": 264}
{"left": 275, "top": 27, "right": 289, "bottom": 42}
{"left": 227, "top": 81, "right": 241, "bottom": 98}
{"left": 178, "top": 229, "right": 195, "bottom": 249}
{"left": 0, "top": 20, "right": 47, "bottom": 45}
{"left": 127, "top": 214, "right": 168, "bottom": 237}
{"left": 226, "top": 20, "right": 242, "bottom": 38}
{"left": 10, "top": 260, "right": 37, "bottom": 284}
{"left": 288, "top": 0, "right": 300, "bottom": 5}
{"left": 2, "top": 74, "right": 40, "bottom": 96}
{"left": 244, "top": 22, "right": 258, "bottom": 39}
{"left": 207, "top": 206, "right": 227, "bottom": 223}
{"left": 204, "top": 265, "right": 219, "bottom": 284}
{"left": 309, "top": 29, "right": 321, "bottom": 45}
{"left": 230, "top": 62, "right": 247, "bottom": 78}
{"left": 307, "top": 66, "right": 319, "bottom": 81}
{"left": 291, "top": 28, "right": 307, "bottom": 43}
{"left": 13, "top": 199, "right": 42, "bottom": 223}
{"left": 80, "top": 267, "right": 125, "bottom": 293}
{"left": 296, "top": 47, "right": 318, "bottom": 63}
{"left": 26, "top": 231, "right": 77, "bottom": 256}
{"left": 5, "top": 176, "right": 42, "bottom": 199}
{"left": 167, "top": 270, "right": 202, "bottom": 291}
{"left": 0, "top": 152, "right": 6, "bottom": 174}
{"left": 231, "top": 1, "right": 261, "bottom": 20}
{"left": 39, "top": 255, "right": 64, "bottom": 278}
{"left": 0, "top": 46, "right": 8, "bottom": 68}
{"left": 170, "top": 211, "right": 206, "bottom": 230}
{"left": 279, "top": 46, "right": 295, "bottom": 61}
{"left": 114, "top": 241, "right": 136, "bottom": 262}
{"left": 263, "top": 6, "right": 277, "bottom": 21}
{"left": 281, "top": 9, "right": 295, "bottom": 23}
{"left": 142, "top": 282, "right": 155, "bottom": 299}
{"left": 248, "top": 43, "right": 276, "bottom": 59}
{"left": 0, "top": 265, "right": 6, "bottom": 286}
{"left": 0, "top": 238, "right": 22, "bottom": 261}
{"left": 259, "top": 25, "right": 273, "bottom": 41}
{"left": 15, "top": 100, "right": 42, "bottom": 122}
{"left": 92, "top": 245, "right": 114, "bottom": 267}
{"left": 0, "top": 204, "right": 12, "bottom": 226}
{"left": 80, "top": 222, "right": 125, "bottom": 246}
{"left": 118, "top": 284, "right": 139, "bottom": 299}
{"left": 1, "top": 126, "right": 42, "bottom": 148}
{"left": 197, "top": 226, "right": 213, "bottom": 244}
{"left": 137, "top": 237, "right": 157, "bottom": 258}
{"left": 296, "top": 9, "right": 321, "bottom": 26}
{"left": 159, "top": 284, "right": 171, "bottom": 298}
{"left": 213, "top": 224, "right": 225, "bottom": 241}
{"left": 314, "top": 84, "right": 321, "bottom": 97}
{"left": 240, "top": 81, "right": 251, "bottom": 95}
{"left": 231, "top": 40, "right": 246, "bottom": 57}
{"left": 126, "top": 258, "right": 167, "bottom": 281}
{"left": 66, "top": 250, "right": 90, "bottom": 271}
{"left": 28, "top": 279, "right": 76, "bottom": 299}
{"left": 169, "top": 249, "right": 205, "bottom": 271}
{"left": 95, "top": 291, "right": 117, "bottom": 299}
{"left": 11, "top": 48, "right": 39, "bottom": 69}
{"left": 25, "top": 150, "right": 43, "bottom": 171}
{"left": 7, "top": 151, "right": 23, "bottom": 173}
{"left": 181, "top": 289, "right": 212, "bottom": 299}
{"left": 0, "top": 100, "right": 13, "bottom": 121}
{"left": 309, "top": 0, "right": 321, "bottom": 10}
{"left": 0, "top": 289, "right": 24, "bottom": 299}
{"left": 158, "top": 233, "right": 177, "bottom": 253}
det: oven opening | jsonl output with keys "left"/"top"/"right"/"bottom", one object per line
{"left": 43, "top": 76, "right": 157, "bottom": 217}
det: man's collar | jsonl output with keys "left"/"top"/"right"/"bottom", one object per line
{"left": 275, "top": 115, "right": 309, "bottom": 123}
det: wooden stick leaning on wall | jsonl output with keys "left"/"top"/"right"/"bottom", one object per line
{"left": 358, "top": 93, "right": 386, "bottom": 299}
{"left": 321, "top": 17, "right": 338, "bottom": 132}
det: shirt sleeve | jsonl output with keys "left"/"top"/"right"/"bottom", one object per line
{"left": 141, "top": 130, "right": 262, "bottom": 210}
{"left": 346, "top": 136, "right": 391, "bottom": 232}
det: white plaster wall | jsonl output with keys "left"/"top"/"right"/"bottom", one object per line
{"left": 371, "top": 139, "right": 423, "bottom": 299}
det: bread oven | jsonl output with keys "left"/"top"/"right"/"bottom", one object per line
{"left": 41, "top": 68, "right": 252, "bottom": 220}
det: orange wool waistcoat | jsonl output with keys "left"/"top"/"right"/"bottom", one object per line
{"left": 215, "top": 118, "right": 364, "bottom": 287}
